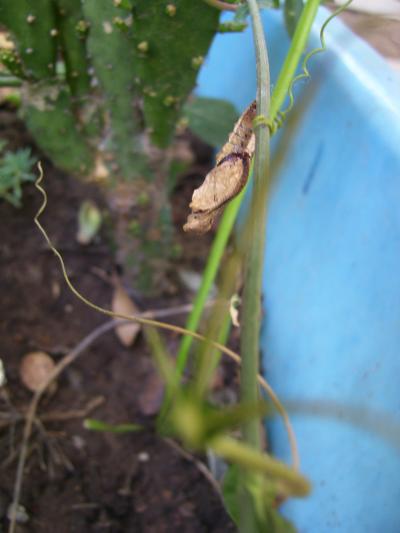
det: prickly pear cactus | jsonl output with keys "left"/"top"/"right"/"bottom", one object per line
{"left": 131, "top": 0, "right": 220, "bottom": 147}
{"left": 82, "top": 0, "right": 148, "bottom": 180}
{"left": 0, "top": 0, "right": 57, "bottom": 80}
{"left": 0, "top": 0, "right": 223, "bottom": 290}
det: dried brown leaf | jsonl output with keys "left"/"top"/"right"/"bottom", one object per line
{"left": 183, "top": 205, "right": 223, "bottom": 234}
{"left": 216, "top": 100, "right": 256, "bottom": 162}
{"left": 111, "top": 283, "right": 141, "bottom": 347}
{"left": 137, "top": 361, "right": 165, "bottom": 416}
{"left": 190, "top": 153, "right": 250, "bottom": 213}
{"left": 184, "top": 100, "right": 257, "bottom": 234}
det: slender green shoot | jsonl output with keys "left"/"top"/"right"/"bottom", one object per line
{"left": 241, "top": 0, "right": 270, "bottom": 446}
{"left": 175, "top": 194, "right": 244, "bottom": 374}
{"left": 270, "top": 0, "right": 321, "bottom": 118}
{"left": 238, "top": 0, "right": 271, "bottom": 529}
{"left": 84, "top": 419, "right": 143, "bottom": 433}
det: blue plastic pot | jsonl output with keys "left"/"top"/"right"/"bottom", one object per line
{"left": 196, "top": 7, "right": 400, "bottom": 532}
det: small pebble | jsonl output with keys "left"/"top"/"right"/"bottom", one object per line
{"left": 72, "top": 435, "right": 86, "bottom": 450}
{"left": 137, "top": 451, "right": 149, "bottom": 462}
{"left": 19, "top": 351, "right": 55, "bottom": 392}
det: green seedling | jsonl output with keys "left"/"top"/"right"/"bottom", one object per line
{"left": 0, "top": 141, "right": 36, "bottom": 207}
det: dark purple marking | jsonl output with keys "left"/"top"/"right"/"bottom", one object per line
{"left": 217, "top": 151, "right": 250, "bottom": 167}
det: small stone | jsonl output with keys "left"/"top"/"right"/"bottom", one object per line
{"left": 19, "top": 351, "right": 55, "bottom": 393}
{"left": 137, "top": 451, "right": 149, "bottom": 463}
{"left": 72, "top": 435, "right": 86, "bottom": 450}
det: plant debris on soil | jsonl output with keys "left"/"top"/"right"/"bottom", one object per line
{"left": 0, "top": 107, "right": 236, "bottom": 532}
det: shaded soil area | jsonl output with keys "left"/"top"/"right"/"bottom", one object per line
{"left": 0, "top": 108, "right": 235, "bottom": 532}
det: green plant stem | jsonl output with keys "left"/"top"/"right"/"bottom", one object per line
{"left": 175, "top": 193, "right": 243, "bottom": 374}
{"left": 210, "top": 435, "right": 310, "bottom": 496}
{"left": 0, "top": 75, "right": 22, "bottom": 87}
{"left": 238, "top": 0, "right": 270, "bottom": 529}
{"left": 242, "top": 0, "right": 270, "bottom": 447}
{"left": 270, "top": 0, "right": 321, "bottom": 118}
{"left": 193, "top": 249, "right": 242, "bottom": 397}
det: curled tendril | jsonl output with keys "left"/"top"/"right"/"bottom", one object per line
{"left": 278, "top": 0, "right": 353, "bottom": 124}
{"left": 255, "top": 0, "right": 353, "bottom": 135}
{"left": 253, "top": 111, "right": 285, "bottom": 135}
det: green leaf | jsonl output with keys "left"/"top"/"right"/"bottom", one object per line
{"left": 183, "top": 97, "right": 239, "bottom": 147}
{"left": 222, "top": 465, "right": 296, "bottom": 532}
{"left": 83, "top": 418, "right": 143, "bottom": 434}
{"left": 284, "top": 0, "right": 304, "bottom": 37}
{"left": 0, "top": 145, "right": 36, "bottom": 207}
{"left": 211, "top": 435, "right": 311, "bottom": 497}
{"left": 258, "top": 509, "right": 297, "bottom": 533}
{"left": 77, "top": 200, "right": 102, "bottom": 245}
{"left": 222, "top": 464, "right": 240, "bottom": 524}
{"left": 205, "top": 400, "right": 272, "bottom": 437}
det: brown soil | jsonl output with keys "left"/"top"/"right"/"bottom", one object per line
{"left": 0, "top": 108, "right": 235, "bottom": 533}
